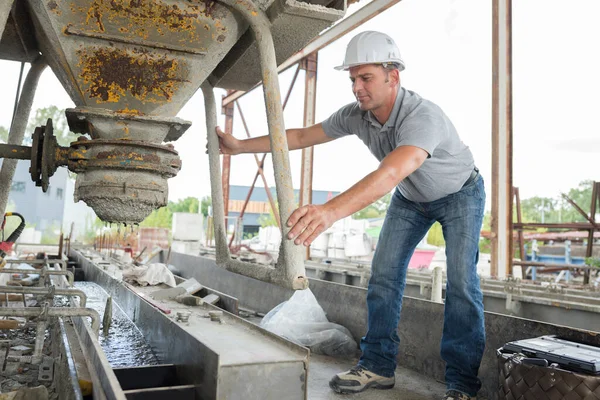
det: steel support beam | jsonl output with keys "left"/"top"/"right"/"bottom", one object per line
{"left": 222, "top": 0, "right": 404, "bottom": 107}
{"left": 491, "top": 0, "right": 513, "bottom": 279}
{"left": 221, "top": 91, "right": 234, "bottom": 217}
{"left": 0, "top": 0, "right": 14, "bottom": 40}
{"left": 0, "top": 59, "right": 47, "bottom": 218}
{"left": 299, "top": 53, "right": 318, "bottom": 260}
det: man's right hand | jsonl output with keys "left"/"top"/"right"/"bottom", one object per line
{"left": 216, "top": 126, "right": 242, "bottom": 155}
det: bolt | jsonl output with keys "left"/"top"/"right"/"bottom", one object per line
{"left": 176, "top": 311, "right": 191, "bottom": 323}
{"left": 209, "top": 310, "right": 223, "bottom": 322}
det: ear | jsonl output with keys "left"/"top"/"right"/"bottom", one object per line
{"left": 389, "top": 69, "right": 400, "bottom": 86}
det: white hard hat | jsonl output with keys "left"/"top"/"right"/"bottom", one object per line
{"left": 335, "top": 31, "right": 405, "bottom": 71}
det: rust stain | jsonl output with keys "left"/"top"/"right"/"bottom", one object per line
{"left": 96, "top": 149, "right": 161, "bottom": 165}
{"left": 48, "top": 0, "right": 62, "bottom": 15}
{"left": 71, "top": 0, "right": 220, "bottom": 43}
{"left": 77, "top": 47, "right": 188, "bottom": 103}
{"left": 116, "top": 107, "right": 143, "bottom": 116}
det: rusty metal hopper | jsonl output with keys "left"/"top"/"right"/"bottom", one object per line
{"left": 21, "top": 0, "right": 249, "bottom": 223}
{"left": 27, "top": 0, "right": 245, "bottom": 119}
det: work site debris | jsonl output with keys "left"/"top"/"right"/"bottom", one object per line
{"left": 261, "top": 289, "right": 358, "bottom": 358}
{"left": 122, "top": 263, "right": 176, "bottom": 287}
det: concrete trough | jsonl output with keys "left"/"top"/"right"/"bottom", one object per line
{"left": 159, "top": 251, "right": 600, "bottom": 400}
{"left": 71, "top": 249, "right": 310, "bottom": 400}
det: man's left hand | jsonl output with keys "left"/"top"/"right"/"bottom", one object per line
{"left": 286, "top": 204, "right": 336, "bottom": 246}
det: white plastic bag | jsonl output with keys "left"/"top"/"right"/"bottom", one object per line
{"left": 260, "top": 289, "right": 358, "bottom": 357}
{"left": 122, "top": 263, "right": 176, "bottom": 287}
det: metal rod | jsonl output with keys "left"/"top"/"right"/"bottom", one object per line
{"left": 228, "top": 158, "right": 264, "bottom": 247}
{"left": 235, "top": 103, "right": 280, "bottom": 227}
{"left": 514, "top": 222, "right": 599, "bottom": 230}
{"left": 209, "top": 0, "right": 308, "bottom": 289}
{"left": 561, "top": 193, "right": 598, "bottom": 229}
{"left": 0, "top": 286, "right": 87, "bottom": 307}
{"left": 282, "top": 65, "right": 301, "bottom": 110}
{"left": 300, "top": 53, "right": 318, "bottom": 260}
{"left": 491, "top": 0, "right": 513, "bottom": 279}
{"left": 204, "top": 80, "right": 303, "bottom": 289}
{"left": 33, "top": 320, "right": 48, "bottom": 364}
{"left": 0, "top": 144, "right": 32, "bottom": 159}
{"left": 0, "top": 307, "right": 100, "bottom": 336}
{"left": 514, "top": 187, "right": 525, "bottom": 279}
{"left": 0, "top": 0, "right": 14, "bottom": 40}
{"left": 0, "top": 269, "right": 74, "bottom": 286}
{"left": 584, "top": 182, "right": 599, "bottom": 284}
{"left": 222, "top": 0, "right": 405, "bottom": 106}
{"left": 222, "top": 90, "right": 234, "bottom": 218}
{"left": 0, "top": 58, "right": 47, "bottom": 218}
{"left": 512, "top": 260, "right": 594, "bottom": 271}
{"left": 11, "top": 62, "right": 25, "bottom": 129}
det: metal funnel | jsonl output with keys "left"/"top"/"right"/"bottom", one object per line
{"left": 23, "top": 0, "right": 247, "bottom": 223}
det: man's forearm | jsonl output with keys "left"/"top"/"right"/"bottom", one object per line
{"left": 323, "top": 147, "right": 426, "bottom": 221}
{"left": 239, "top": 129, "right": 304, "bottom": 154}
{"left": 324, "top": 168, "right": 399, "bottom": 221}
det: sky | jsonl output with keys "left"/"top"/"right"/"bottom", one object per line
{"left": 0, "top": 0, "right": 599, "bottom": 213}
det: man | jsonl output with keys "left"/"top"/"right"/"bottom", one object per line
{"left": 216, "top": 31, "right": 485, "bottom": 400}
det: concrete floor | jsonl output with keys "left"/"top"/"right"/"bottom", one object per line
{"left": 309, "top": 354, "right": 446, "bottom": 400}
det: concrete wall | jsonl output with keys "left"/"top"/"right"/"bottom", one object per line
{"left": 162, "top": 251, "right": 600, "bottom": 400}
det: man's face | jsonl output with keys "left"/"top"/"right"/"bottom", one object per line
{"left": 349, "top": 64, "right": 397, "bottom": 111}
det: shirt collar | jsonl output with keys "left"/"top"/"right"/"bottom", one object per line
{"left": 362, "top": 86, "right": 405, "bottom": 131}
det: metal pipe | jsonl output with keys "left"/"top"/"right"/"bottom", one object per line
{"left": 491, "top": 0, "right": 513, "bottom": 279}
{"left": 222, "top": 90, "right": 234, "bottom": 218}
{"left": 0, "top": 269, "right": 74, "bottom": 286}
{"left": 204, "top": 83, "right": 288, "bottom": 286}
{"left": 0, "top": 307, "right": 100, "bottom": 336}
{"left": 514, "top": 222, "right": 599, "bottom": 230}
{"left": 32, "top": 320, "right": 49, "bottom": 364}
{"left": 514, "top": 187, "right": 526, "bottom": 279}
{"left": 11, "top": 62, "right": 25, "bottom": 129}
{"left": 203, "top": 82, "right": 231, "bottom": 265}
{"left": 585, "top": 182, "right": 599, "bottom": 284}
{"left": 0, "top": 286, "right": 86, "bottom": 307}
{"left": 0, "top": 0, "right": 14, "bottom": 40}
{"left": 222, "top": 0, "right": 405, "bottom": 106}
{"left": 235, "top": 103, "right": 280, "bottom": 227}
{"left": 0, "top": 58, "right": 47, "bottom": 217}
{"left": 431, "top": 266, "right": 443, "bottom": 304}
{"left": 218, "top": 0, "right": 307, "bottom": 290}
{"left": 0, "top": 144, "right": 31, "bottom": 159}
{"left": 512, "top": 260, "right": 594, "bottom": 271}
{"left": 300, "top": 53, "right": 318, "bottom": 260}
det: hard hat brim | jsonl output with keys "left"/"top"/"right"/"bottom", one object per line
{"left": 334, "top": 61, "right": 406, "bottom": 71}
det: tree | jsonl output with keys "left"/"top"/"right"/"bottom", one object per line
{"left": 519, "top": 196, "right": 557, "bottom": 223}
{"left": 25, "top": 106, "right": 79, "bottom": 146}
{"left": 258, "top": 202, "right": 279, "bottom": 228}
{"left": 168, "top": 197, "right": 199, "bottom": 214}
{"left": 0, "top": 126, "right": 8, "bottom": 143}
{"left": 561, "top": 180, "right": 594, "bottom": 223}
{"left": 200, "top": 196, "right": 211, "bottom": 217}
{"left": 140, "top": 197, "right": 204, "bottom": 228}
{"left": 353, "top": 192, "right": 392, "bottom": 220}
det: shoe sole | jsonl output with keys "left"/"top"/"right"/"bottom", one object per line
{"left": 329, "top": 379, "right": 395, "bottom": 394}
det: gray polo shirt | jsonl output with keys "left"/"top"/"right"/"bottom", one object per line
{"left": 321, "top": 87, "right": 474, "bottom": 203}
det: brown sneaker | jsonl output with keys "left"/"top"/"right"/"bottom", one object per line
{"left": 329, "top": 365, "right": 395, "bottom": 394}
{"left": 443, "top": 390, "right": 476, "bottom": 400}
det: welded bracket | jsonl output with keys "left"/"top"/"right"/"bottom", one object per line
{"left": 203, "top": 0, "right": 308, "bottom": 290}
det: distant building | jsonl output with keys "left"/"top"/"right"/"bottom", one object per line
{"left": 2, "top": 160, "right": 68, "bottom": 232}
{"left": 227, "top": 185, "right": 339, "bottom": 236}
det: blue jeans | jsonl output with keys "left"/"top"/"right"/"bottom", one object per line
{"left": 358, "top": 176, "right": 486, "bottom": 396}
